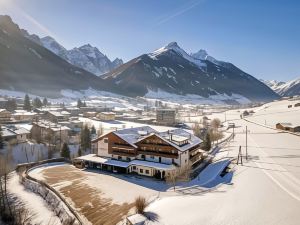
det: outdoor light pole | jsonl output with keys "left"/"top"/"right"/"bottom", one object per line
{"left": 246, "top": 126, "right": 249, "bottom": 160}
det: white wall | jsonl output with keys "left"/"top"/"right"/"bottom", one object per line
{"left": 97, "top": 138, "right": 111, "bottom": 157}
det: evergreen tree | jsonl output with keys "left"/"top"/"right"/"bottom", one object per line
{"left": 23, "top": 94, "right": 32, "bottom": 111}
{"left": 80, "top": 125, "right": 91, "bottom": 151}
{"left": 78, "top": 147, "right": 82, "bottom": 157}
{"left": 33, "top": 97, "right": 43, "bottom": 109}
{"left": 202, "top": 132, "right": 211, "bottom": 151}
{"left": 91, "top": 125, "right": 96, "bottom": 135}
{"left": 83, "top": 101, "right": 87, "bottom": 107}
{"left": 5, "top": 99, "right": 17, "bottom": 111}
{"left": 77, "top": 99, "right": 83, "bottom": 108}
{"left": 61, "top": 143, "right": 70, "bottom": 159}
{"left": 0, "top": 125, "right": 4, "bottom": 149}
{"left": 43, "top": 97, "right": 48, "bottom": 106}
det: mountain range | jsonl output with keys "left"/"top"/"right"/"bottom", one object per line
{"left": 261, "top": 78, "right": 300, "bottom": 97}
{"left": 103, "top": 42, "right": 278, "bottom": 102}
{"left": 0, "top": 15, "right": 279, "bottom": 103}
{"left": 21, "top": 30, "right": 123, "bottom": 76}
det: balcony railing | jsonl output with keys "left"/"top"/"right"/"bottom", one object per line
{"left": 138, "top": 149, "right": 178, "bottom": 158}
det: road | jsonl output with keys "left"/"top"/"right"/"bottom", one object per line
{"left": 147, "top": 111, "right": 300, "bottom": 225}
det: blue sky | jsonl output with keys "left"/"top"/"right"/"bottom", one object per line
{"left": 0, "top": 0, "right": 299, "bottom": 81}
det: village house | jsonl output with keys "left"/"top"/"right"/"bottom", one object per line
{"left": 96, "top": 112, "right": 116, "bottom": 121}
{"left": 31, "top": 120, "right": 70, "bottom": 147}
{"left": 156, "top": 109, "right": 176, "bottom": 125}
{"left": 45, "top": 111, "right": 70, "bottom": 123}
{"left": 13, "top": 110, "right": 37, "bottom": 122}
{"left": 276, "top": 123, "right": 300, "bottom": 132}
{"left": 1, "top": 127, "right": 17, "bottom": 143}
{"left": 0, "top": 109, "right": 12, "bottom": 124}
{"left": 83, "top": 111, "right": 97, "bottom": 118}
{"left": 76, "top": 126, "right": 204, "bottom": 179}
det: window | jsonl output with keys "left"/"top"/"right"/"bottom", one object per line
{"left": 104, "top": 138, "right": 108, "bottom": 143}
{"left": 126, "top": 157, "right": 131, "bottom": 161}
{"left": 140, "top": 169, "right": 144, "bottom": 173}
{"left": 145, "top": 170, "right": 149, "bottom": 174}
{"left": 133, "top": 166, "right": 136, "bottom": 170}
{"left": 150, "top": 156, "right": 155, "bottom": 159}
{"left": 141, "top": 155, "right": 145, "bottom": 159}
{"left": 118, "top": 156, "right": 122, "bottom": 160}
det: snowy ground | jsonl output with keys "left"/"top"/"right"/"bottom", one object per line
{"left": 7, "top": 172, "right": 61, "bottom": 225}
{"left": 246, "top": 99, "right": 300, "bottom": 128}
{"left": 144, "top": 100, "right": 300, "bottom": 225}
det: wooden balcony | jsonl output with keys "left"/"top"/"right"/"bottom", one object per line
{"left": 111, "top": 143, "right": 135, "bottom": 151}
{"left": 111, "top": 149, "right": 137, "bottom": 157}
{"left": 138, "top": 149, "right": 178, "bottom": 158}
{"left": 138, "top": 143, "right": 174, "bottom": 151}
{"left": 190, "top": 152, "right": 203, "bottom": 164}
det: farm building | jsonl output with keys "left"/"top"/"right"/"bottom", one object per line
{"left": 276, "top": 123, "right": 300, "bottom": 132}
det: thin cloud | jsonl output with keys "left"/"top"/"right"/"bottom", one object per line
{"left": 155, "top": 0, "right": 206, "bottom": 26}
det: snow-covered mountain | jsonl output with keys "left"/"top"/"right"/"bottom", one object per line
{"left": 0, "top": 15, "right": 119, "bottom": 97}
{"left": 22, "top": 32, "right": 123, "bottom": 76}
{"left": 103, "top": 42, "right": 278, "bottom": 103}
{"left": 261, "top": 78, "right": 300, "bottom": 96}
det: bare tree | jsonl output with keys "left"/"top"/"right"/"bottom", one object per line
{"left": 211, "top": 118, "right": 221, "bottom": 131}
{"left": 165, "top": 164, "right": 192, "bottom": 191}
{"left": 192, "top": 122, "right": 202, "bottom": 138}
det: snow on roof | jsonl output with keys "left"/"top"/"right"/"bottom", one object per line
{"left": 100, "top": 112, "right": 116, "bottom": 115}
{"left": 130, "top": 160, "right": 175, "bottom": 170}
{"left": 12, "top": 127, "right": 30, "bottom": 135}
{"left": 0, "top": 109, "right": 9, "bottom": 113}
{"left": 76, "top": 154, "right": 175, "bottom": 170}
{"left": 127, "top": 214, "right": 147, "bottom": 225}
{"left": 113, "top": 126, "right": 157, "bottom": 148}
{"left": 96, "top": 126, "right": 202, "bottom": 152}
{"left": 277, "top": 122, "right": 299, "bottom": 127}
{"left": 32, "top": 120, "right": 70, "bottom": 131}
{"left": 48, "top": 111, "right": 65, "bottom": 117}
{"left": 1, "top": 128, "right": 16, "bottom": 137}
{"left": 13, "top": 111, "right": 36, "bottom": 116}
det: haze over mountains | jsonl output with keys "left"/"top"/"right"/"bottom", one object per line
{"left": 0, "top": 15, "right": 281, "bottom": 103}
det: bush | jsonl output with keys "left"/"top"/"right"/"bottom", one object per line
{"left": 134, "top": 196, "right": 148, "bottom": 214}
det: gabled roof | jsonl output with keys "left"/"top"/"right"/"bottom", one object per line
{"left": 93, "top": 126, "right": 202, "bottom": 152}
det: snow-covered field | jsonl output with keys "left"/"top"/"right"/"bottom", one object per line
{"left": 143, "top": 99, "right": 300, "bottom": 225}
{"left": 246, "top": 99, "right": 300, "bottom": 128}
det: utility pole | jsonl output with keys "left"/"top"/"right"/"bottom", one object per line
{"left": 237, "top": 145, "right": 243, "bottom": 165}
{"left": 246, "top": 126, "right": 248, "bottom": 160}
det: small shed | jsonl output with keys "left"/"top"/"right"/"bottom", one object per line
{"left": 276, "top": 123, "right": 300, "bottom": 132}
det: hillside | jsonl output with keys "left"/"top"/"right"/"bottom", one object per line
{"left": 0, "top": 15, "right": 116, "bottom": 97}
{"left": 103, "top": 42, "right": 278, "bottom": 102}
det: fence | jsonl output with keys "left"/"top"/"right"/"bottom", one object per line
{"left": 17, "top": 158, "right": 83, "bottom": 225}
